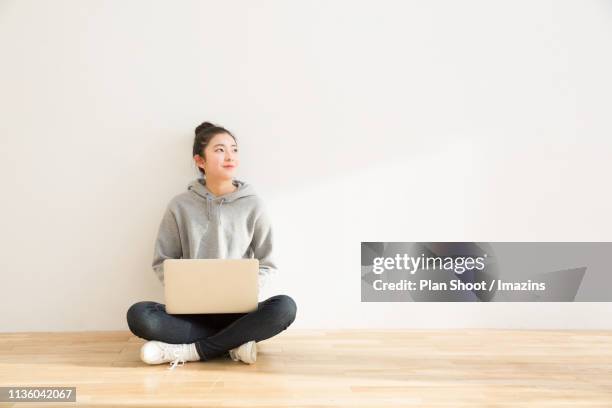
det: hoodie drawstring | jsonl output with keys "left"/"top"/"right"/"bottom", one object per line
{"left": 206, "top": 197, "right": 225, "bottom": 226}
{"left": 188, "top": 180, "right": 244, "bottom": 224}
{"left": 219, "top": 198, "right": 225, "bottom": 227}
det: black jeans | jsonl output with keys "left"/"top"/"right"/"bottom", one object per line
{"left": 126, "top": 294, "right": 297, "bottom": 360}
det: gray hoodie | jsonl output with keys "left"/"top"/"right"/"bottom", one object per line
{"left": 152, "top": 177, "right": 278, "bottom": 292}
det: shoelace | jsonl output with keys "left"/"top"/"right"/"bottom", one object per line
{"left": 165, "top": 345, "right": 186, "bottom": 370}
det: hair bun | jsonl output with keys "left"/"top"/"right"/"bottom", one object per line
{"left": 195, "top": 121, "right": 216, "bottom": 135}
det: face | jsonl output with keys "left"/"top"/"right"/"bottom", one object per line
{"left": 194, "top": 132, "right": 239, "bottom": 181}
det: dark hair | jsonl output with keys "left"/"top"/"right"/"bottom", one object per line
{"left": 192, "top": 121, "right": 238, "bottom": 176}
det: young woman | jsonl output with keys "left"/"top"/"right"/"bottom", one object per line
{"left": 126, "top": 121, "right": 297, "bottom": 369}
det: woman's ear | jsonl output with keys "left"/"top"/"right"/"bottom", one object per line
{"left": 194, "top": 154, "right": 206, "bottom": 171}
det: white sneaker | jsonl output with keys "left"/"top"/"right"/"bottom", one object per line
{"left": 228, "top": 341, "right": 257, "bottom": 364}
{"left": 140, "top": 340, "right": 199, "bottom": 370}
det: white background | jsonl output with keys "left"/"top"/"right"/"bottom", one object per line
{"left": 1, "top": 0, "right": 611, "bottom": 331}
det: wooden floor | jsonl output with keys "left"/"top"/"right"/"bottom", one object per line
{"left": 0, "top": 329, "right": 611, "bottom": 407}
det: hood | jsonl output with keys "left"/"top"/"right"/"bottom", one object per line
{"left": 186, "top": 177, "right": 256, "bottom": 220}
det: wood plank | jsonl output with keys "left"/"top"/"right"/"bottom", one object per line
{"left": 0, "top": 329, "right": 610, "bottom": 407}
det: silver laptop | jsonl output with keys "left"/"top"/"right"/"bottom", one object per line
{"left": 163, "top": 258, "right": 259, "bottom": 314}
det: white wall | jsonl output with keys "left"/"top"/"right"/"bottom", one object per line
{"left": 1, "top": 0, "right": 611, "bottom": 332}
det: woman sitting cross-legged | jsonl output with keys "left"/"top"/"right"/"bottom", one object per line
{"left": 126, "top": 121, "right": 297, "bottom": 369}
